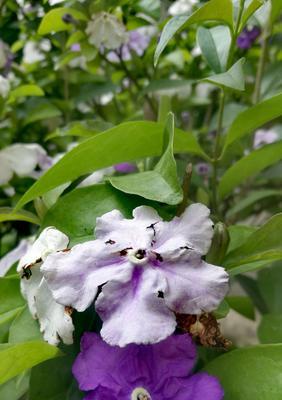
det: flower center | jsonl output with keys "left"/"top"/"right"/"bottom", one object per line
{"left": 131, "top": 387, "right": 151, "bottom": 400}
{"left": 127, "top": 249, "right": 148, "bottom": 265}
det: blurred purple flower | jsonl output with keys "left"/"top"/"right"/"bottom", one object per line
{"left": 71, "top": 43, "right": 81, "bottom": 52}
{"left": 73, "top": 332, "right": 224, "bottom": 400}
{"left": 42, "top": 204, "right": 228, "bottom": 347}
{"left": 253, "top": 128, "right": 279, "bottom": 149}
{"left": 195, "top": 163, "right": 211, "bottom": 177}
{"left": 237, "top": 26, "right": 261, "bottom": 50}
{"left": 114, "top": 162, "right": 136, "bottom": 173}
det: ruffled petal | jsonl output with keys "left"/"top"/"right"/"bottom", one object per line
{"left": 162, "top": 259, "right": 229, "bottom": 314}
{"left": 96, "top": 267, "right": 176, "bottom": 346}
{"left": 20, "top": 266, "right": 43, "bottom": 318}
{"left": 42, "top": 240, "right": 133, "bottom": 312}
{"left": 95, "top": 206, "right": 161, "bottom": 250}
{"left": 155, "top": 203, "right": 214, "bottom": 256}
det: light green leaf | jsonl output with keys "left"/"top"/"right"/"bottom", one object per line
{"left": 258, "top": 262, "right": 282, "bottom": 314}
{"left": 204, "top": 344, "right": 282, "bottom": 400}
{"left": 227, "top": 225, "right": 257, "bottom": 253}
{"left": 15, "top": 121, "right": 207, "bottom": 210}
{"left": 38, "top": 7, "right": 87, "bottom": 35}
{"left": 223, "top": 93, "right": 282, "bottom": 151}
{"left": 0, "top": 208, "right": 40, "bottom": 225}
{"left": 109, "top": 113, "right": 183, "bottom": 205}
{"left": 24, "top": 102, "right": 62, "bottom": 125}
{"left": 154, "top": 0, "right": 234, "bottom": 66}
{"left": 0, "top": 308, "right": 24, "bottom": 343}
{"left": 258, "top": 314, "right": 282, "bottom": 344}
{"left": 0, "top": 341, "right": 62, "bottom": 385}
{"left": 227, "top": 190, "right": 282, "bottom": 217}
{"left": 8, "top": 85, "right": 44, "bottom": 103}
{"left": 224, "top": 213, "right": 282, "bottom": 270}
{"left": 226, "top": 296, "right": 255, "bottom": 320}
{"left": 219, "top": 141, "right": 282, "bottom": 199}
{"left": 0, "top": 371, "right": 30, "bottom": 400}
{"left": 9, "top": 307, "right": 42, "bottom": 343}
{"left": 213, "top": 300, "right": 230, "bottom": 319}
{"left": 240, "top": 0, "right": 264, "bottom": 31}
{"left": 202, "top": 58, "right": 245, "bottom": 91}
{"left": 66, "top": 30, "right": 85, "bottom": 48}
{"left": 0, "top": 278, "right": 25, "bottom": 315}
{"left": 143, "top": 79, "right": 194, "bottom": 94}
{"left": 271, "top": 0, "right": 282, "bottom": 22}
{"left": 45, "top": 120, "right": 113, "bottom": 141}
{"left": 197, "top": 26, "right": 231, "bottom": 73}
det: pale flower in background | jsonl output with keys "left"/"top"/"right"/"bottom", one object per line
{"left": 0, "top": 75, "right": 10, "bottom": 98}
{"left": 86, "top": 12, "right": 128, "bottom": 49}
{"left": 169, "top": 0, "right": 198, "bottom": 16}
{"left": 17, "top": 227, "right": 74, "bottom": 345}
{"left": 253, "top": 128, "right": 279, "bottom": 149}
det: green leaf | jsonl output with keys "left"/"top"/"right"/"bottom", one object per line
{"left": 223, "top": 93, "right": 282, "bottom": 152}
{"left": 38, "top": 7, "right": 87, "bottom": 35}
{"left": 9, "top": 307, "right": 42, "bottom": 343}
{"left": 271, "top": 0, "right": 282, "bottom": 22}
{"left": 0, "top": 278, "right": 25, "bottom": 315}
{"left": 45, "top": 120, "right": 113, "bottom": 141}
{"left": 202, "top": 58, "right": 245, "bottom": 91}
{"left": 227, "top": 225, "right": 257, "bottom": 253}
{"left": 258, "top": 314, "right": 282, "bottom": 344}
{"left": 258, "top": 262, "right": 282, "bottom": 314}
{"left": 213, "top": 300, "right": 230, "bottom": 319}
{"left": 15, "top": 121, "right": 207, "bottom": 210}
{"left": 0, "top": 341, "right": 62, "bottom": 385}
{"left": 204, "top": 344, "right": 282, "bottom": 400}
{"left": 240, "top": 0, "right": 264, "bottom": 31}
{"left": 42, "top": 184, "right": 156, "bottom": 244}
{"left": 24, "top": 101, "right": 62, "bottom": 125}
{"left": 0, "top": 372, "right": 30, "bottom": 400}
{"left": 236, "top": 275, "right": 269, "bottom": 314}
{"left": 0, "top": 208, "right": 40, "bottom": 225}
{"left": 8, "top": 85, "right": 44, "bottom": 103}
{"left": 224, "top": 213, "right": 282, "bottom": 270}
{"left": 227, "top": 190, "right": 282, "bottom": 217}
{"left": 109, "top": 113, "right": 183, "bottom": 205}
{"left": 143, "top": 79, "right": 194, "bottom": 94}
{"left": 154, "top": 0, "right": 234, "bottom": 66}
{"left": 226, "top": 296, "right": 255, "bottom": 320}
{"left": 219, "top": 141, "right": 282, "bottom": 199}
{"left": 197, "top": 26, "right": 231, "bottom": 73}
{"left": 0, "top": 308, "right": 24, "bottom": 343}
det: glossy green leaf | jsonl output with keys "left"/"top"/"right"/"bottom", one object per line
{"left": 38, "top": 8, "right": 87, "bottom": 35}
{"left": 203, "top": 58, "right": 245, "bottom": 91}
{"left": 109, "top": 113, "right": 183, "bottom": 205}
{"left": 227, "top": 190, "right": 282, "bottom": 217}
{"left": 223, "top": 93, "right": 282, "bottom": 151}
{"left": 240, "top": 0, "right": 264, "bottom": 31}
{"left": 154, "top": 0, "right": 234, "bottom": 66}
{"left": 197, "top": 26, "right": 231, "bottom": 73}
{"left": 0, "top": 341, "right": 62, "bottom": 385}
{"left": 0, "top": 208, "right": 40, "bottom": 225}
{"left": 258, "top": 262, "right": 282, "bottom": 314}
{"left": 204, "top": 344, "right": 282, "bottom": 400}
{"left": 0, "top": 278, "right": 25, "bottom": 315}
{"left": 226, "top": 296, "right": 255, "bottom": 320}
{"left": 15, "top": 121, "right": 207, "bottom": 210}
{"left": 42, "top": 184, "right": 161, "bottom": 244}
{"left": 258, "top": 314, "right": 282, "bottom": 344}
{"left": 219, "top": 141, "right": 282, "bottom": 199}
{"left": 224, "top": 213, "right": 282, "bottom": 270}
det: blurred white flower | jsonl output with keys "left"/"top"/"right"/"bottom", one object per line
{"left": 169, "top": 0, "right": 198, "bottom": 16}
{"left": 18, "top": 227, "right": 74, "bottom": 345}
{"left": 0, "top": 143, "right": 51, "bottom": 186}
{"left": 0, "top": 76, "right": 10, "bottom": 98}
{"left": 23, "top": 41, "right": 45, "bottom": 64}
{"left": 253, "top": 128, "right": 279, "bottom": 149}
{"left": 86, "top": 12, "right": 128, "bottom": 49}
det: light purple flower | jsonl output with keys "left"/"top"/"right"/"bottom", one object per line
{"left": 253, "top": 128, "right": 279, "bottom": 149}
{"left": 237, "top": 26, "right": 261, "bottom": 50}
{"left": 71, "top": 43, "right": 81, "bottom": 52}
{"left": 114, "top": 162, "right": 136, "bottom": 173}
{"left": 73, "top": 332, "right": 224, "bottom": 400}
{"left": 195, "top": 163, "right": 211, "bottom": 177}
{"left": 42, "top": 204, "right": 229, "bottom": 347}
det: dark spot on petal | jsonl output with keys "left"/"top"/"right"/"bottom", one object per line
{"left": 105, "top": 239, "right": 116, "bottom": 245}
{"left": 135, "top": 249, "right": 146, "bottom": 259}
{"left": 158, "top": 291, "right": 164, "bottom": 298}
{"left": 22, "top": 267, "right": 32, "bottom": 280}
{"left": 155, "top": 252, "right": 163, "bottom": 262}
{"left": 120, "top": 247, "right": 133, "bottom": 256}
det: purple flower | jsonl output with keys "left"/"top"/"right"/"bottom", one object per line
{"left": 42, "top": 204, "right": 229, "bottom": 347}
{"left": 195, "top": 163, "right": 211, "bottom": 177}
{"left": 71, "top": 43, "right": 81, "bottom": 52}
{"left": 237, "top": 26, "right": 261, "bottom": 50}
{"left": 114, "top": 162, "right": 136, "bottom": 173}
{"left": 253, "top": 128, "right": 279, "bottom": 149}
{"left": 73, "top": 332, "right": 224, "bottom": 400}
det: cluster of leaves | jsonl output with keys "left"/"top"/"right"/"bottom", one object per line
{"left": 0, "top": 0, "right": 282, "bottom": 399}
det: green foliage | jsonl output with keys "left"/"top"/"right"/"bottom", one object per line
{"left": 38, "top": 8, "right": 87, "bottom": 35}
{"left": 0, "top": 208, "right": 40, "bottom": 225}
{"left": 203, "top": 58, "right": 245, "bottom": 91}
{"left": 205, "top": 344, "right": 282, "bottom": 400}
{"left": 226, "top": 296, "right": 255, "bottom": 320}
{"left": 258, "top": 314, "right": 282, "bottom": 344}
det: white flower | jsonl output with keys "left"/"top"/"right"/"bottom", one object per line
{"left": 168, "top": 0, "right": 198, "bottom": 16}
{"left": 17, "top": 227, "right": 74, "bottom": 345}
{"left": 0, "top": 143, "right": 51, "bottom": 186}
{"left": 86, "top": 12, "right": 128, "bottom": 49}
{"left": 0, "top": 76, "right": 10, "bottom": 98}
{"left": 23, "top": 41, "right": 45, "bottom": 64}
{"left": 253, "top": 128, "right": 279, "bottom": 149}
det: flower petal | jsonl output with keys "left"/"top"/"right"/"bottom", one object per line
{"left": 96, "top": 267, "right": 176, "bottom": 346}
{"left": 0, "top": 239, "right": 30, "bottom": 277}
{"left": 42, "top": 240, "right": 133, "bottom": 312}
{"left": 95, "top": 206, "right": 161, "bottom": 250}
{"left": 162, "top": 259, "right": 229, "bottom": 314}
{"left": 17, "top": 227, "right": 69, "bottom": 272}
{"left": 155, "top": 203, "right": 214, "bottom": 256}
{"left": 21, "top": 265, "right": 43, "bottom": 318}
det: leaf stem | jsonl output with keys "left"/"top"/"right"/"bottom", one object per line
{"left": 226, "top": 0, "right": 246, "bottom": 69}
